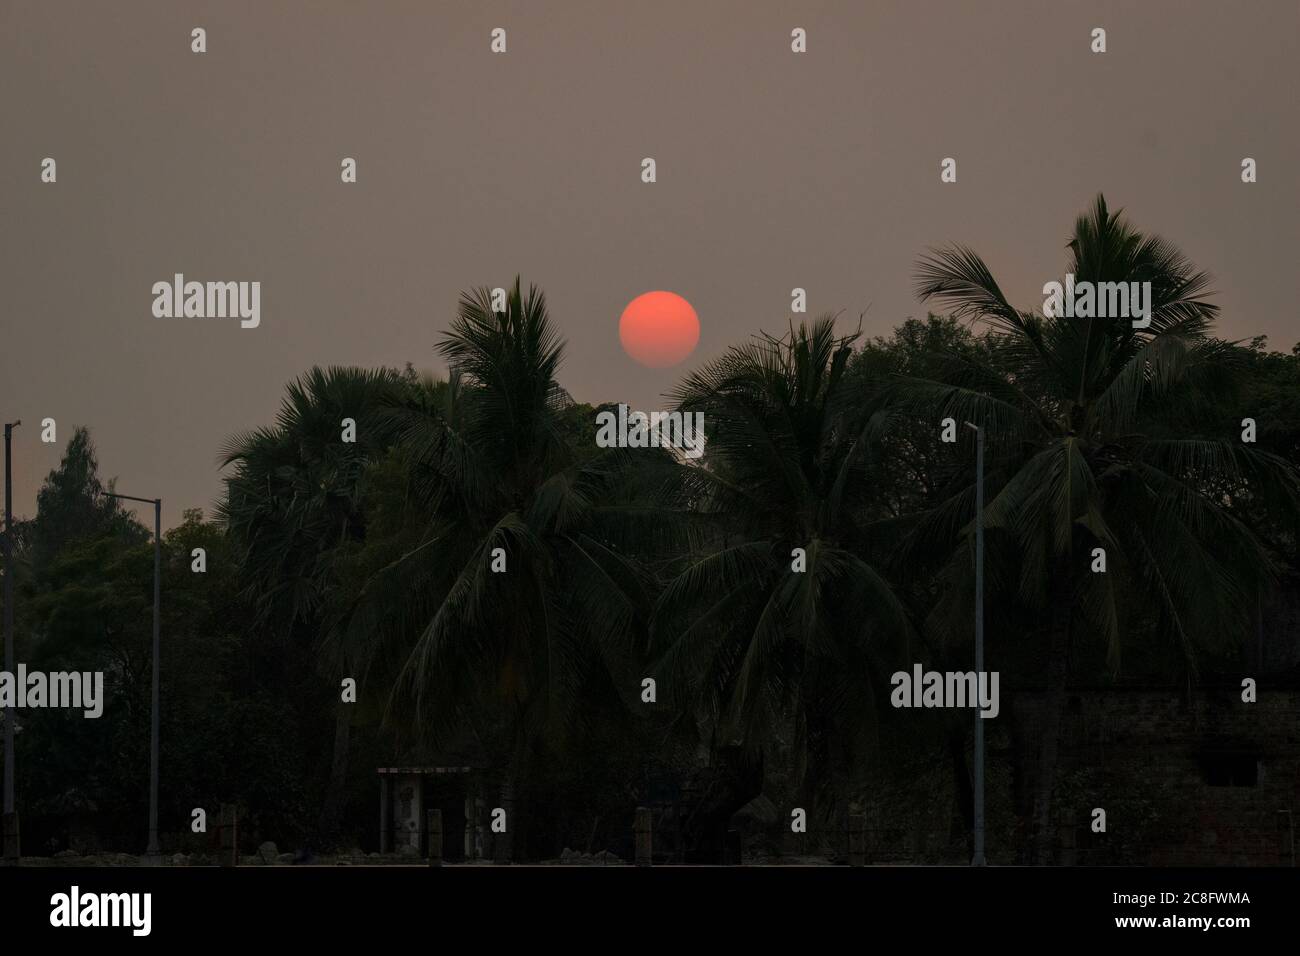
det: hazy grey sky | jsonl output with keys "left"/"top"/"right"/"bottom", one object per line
{"left": 2, "top": 1, "right": 1296, "bottom": 526}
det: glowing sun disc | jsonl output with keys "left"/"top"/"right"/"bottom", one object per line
{"left": 619, "top": 291, "right": 700, "bottom": 368}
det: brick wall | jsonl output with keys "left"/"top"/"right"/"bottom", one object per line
{"left": 1015, "top": 687, "right": 1300, "bottom": 866}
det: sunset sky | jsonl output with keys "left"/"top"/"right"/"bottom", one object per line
{"left": 2, "top": 0, "right": 1296, "bottom": 526}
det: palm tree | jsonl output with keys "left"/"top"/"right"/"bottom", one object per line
{"left": 218, "top": 365, "right": 403, "bottom": 840}
{"left": 654, "top": 316, "right": 911, "bottom": 846}
{"left": 898, "top": 194, "right": 1298, "bottom": 862}
{"left": 342, "top": 278, "right": 662, "bottom": 859}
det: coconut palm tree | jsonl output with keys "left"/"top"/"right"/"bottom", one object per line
{"left": 342, "top": 278, "right": 664, "bottom": 858}
{"left": 654, "top": 316, "right": 911, "bottom": 836}
{"left": 897, "top": 194, "right": 1299, "bottom": 862}
{"left": 217, "top": 365, "right": 403, "bottom": 840}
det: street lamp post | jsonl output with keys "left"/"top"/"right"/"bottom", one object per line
{"left": 965, "top": 421, "right": 986, "bottom": 867}
{"left": 104, "top": 491, "right": 162, "bottom": 860}
{"left": 3, "top": 421, "right": 19, "bottom": 863}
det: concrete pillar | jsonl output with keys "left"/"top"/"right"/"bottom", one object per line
{"left": 464, "top": 780, "right": 480, "bottom": 861}
{"left": 427, "top": 809, "right": 442, "bottom": 866}
{"left": 634, "top": 807, "right": 652, "bottom": 866}
{"left": 462, "top": 785, "right": 473, "bottom": 858}
{"left": 393, "top": 774, "right": 422, "bottom": 856}
{"left": 1059, "top": 809, "right": 1078, "bottom": 866}
{"left": 494, "top": 778, "right": 514, "bottom": 864}
{"left": 477, "top": 795, "right": 486, "bottom": 859}
{"left": 219, "top": 804, "right": 237, "bottom": 867}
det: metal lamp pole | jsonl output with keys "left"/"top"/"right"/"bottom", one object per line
{"left": 3, "top": 421, "right": 19, "bottom": 862}
{"left": 104, "top": 491, "right": 161, "bottom": 859}
{"left": 964, "top": 421, "right": 986, "bottom": 866}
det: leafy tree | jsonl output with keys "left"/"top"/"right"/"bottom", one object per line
{"left": 654, "top": 315, "right": 911, "bottom": 839}
{"left": 339, "top": 278, "right": 661, "bottom": 858}
{"left": 896, "top": 194, "right": 1298, "bottom": 861}
{"left": 30, "top": 426, "right": 146, "bottom": 571}
{"left": 218, "top": 366, "right": 404, "bottom": 842}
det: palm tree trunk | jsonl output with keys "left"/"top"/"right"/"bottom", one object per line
{"left": 1030, "top": 557, "right": 1072, "bottom": 864}
{"left": 317, "top": 700, "right": 351, "bottom": 843}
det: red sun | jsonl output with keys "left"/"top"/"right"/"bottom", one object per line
{"left": 619, "top": 291, "right": 700, "bottom": 368}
